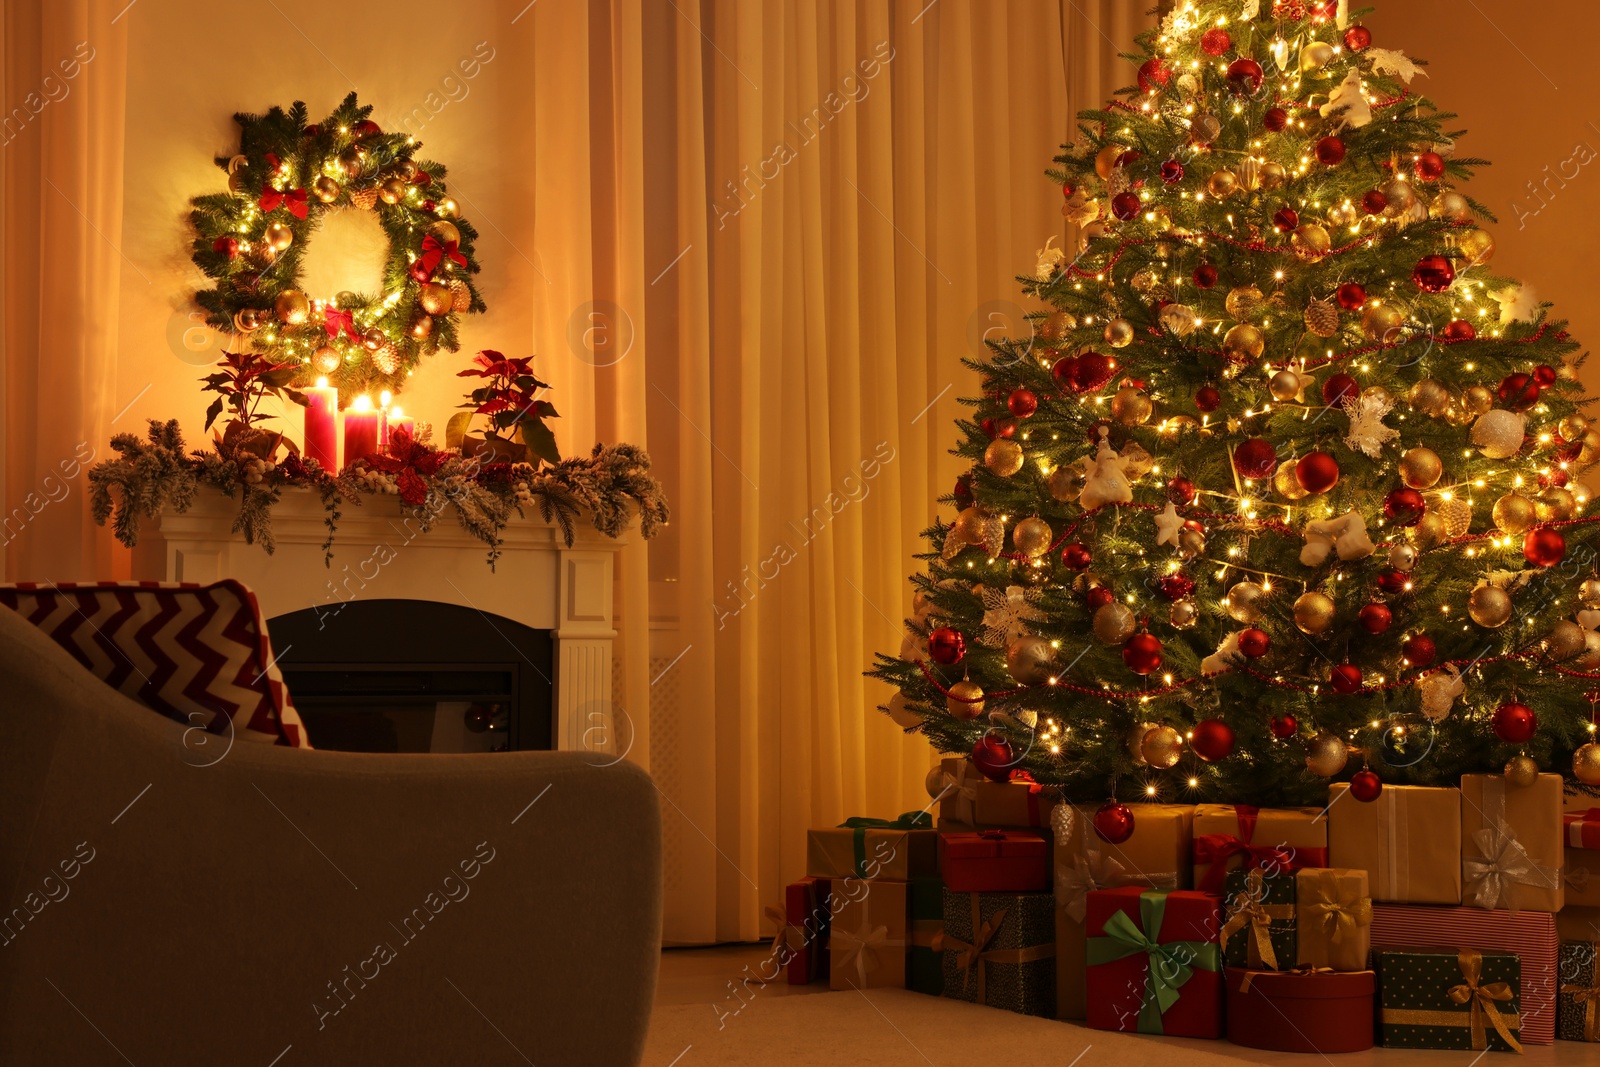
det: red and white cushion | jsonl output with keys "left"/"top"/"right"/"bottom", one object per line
{"left": 0, "top": 579, "right": 310, "bottom": 748}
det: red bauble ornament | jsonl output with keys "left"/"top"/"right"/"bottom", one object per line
{"left": 1534, "top": 364, "right": 1557, "bottom": 386}
{"left": 1335, "top": 282, "right": 1368, "bottom": 310}
{"left": 1442, "top": 319, "right": 1477, "bottom": 341}
{"left": 1195, "top": 385, "right": 1222, "bottom": 413}
{"left": 1156, "top": 573, "right": 1196, "bottom": 602}
{"left": 412, "top": 170, "right": 432, "bottom": 186}
{"left": 1062, "top": 182, "right": 1075, "bottom": 199}
{"left": 1315, "top": 136, "right": 1346, "bottom": 166}
{"left": 1269, "top": 714, "right": 1298, "bottom": 740}
{"left": 1052, "top": 355, "right": 1080, "bottom": 388}
{"left": 1414, "top": 151, "right": 1446, "bottom": 182}
{"left": 1073, "top": 352, "right": 1117, "bottom": 393}
{"left": 1295, "top": 451, "right": 1340, "bottom": 494}
{"left": 1117, "top": 149, "right": 1143, "bottom": 170}
{"left": 1524, "top": 527, "right": 1566, "bottom": 568}
{"left": 1062, "top": 542, "right": 1093, "bottom": 570}
{"left": 1402, "top": 634, "right": 1436, "bottom": 668}
{"left": 1122, "top": 633, "right": 1164, "bottom": 675}
{"left": 1161, "top": 159, "right": 1185, "bottom": 184}
{"left": 1350, "top": 769, "right": 1383, "bottom": 802}
{"left": 1263, "top": 107, "right": 1289, "bottom": 133}
{"left": 1227, "top": 58, "right": 1265, "bottom": 94}
{"left": 1111, "top": 192, "right": 1142, "bottom": 222}
{"left": 409, "top": 261, "right": 432, "bottom": 282}
{"left": 1383, "top": 487, "right": 1427, "bottom": 526}
{"left": 1330, "top": 664, "right": 1363, "bottom": 694}
{"left": 971, "top": 731, "right": 1016, "bottom": 782}
{"left": 928, "top": 627, "right": 966, "bottom": 665}
{"left": 1193, "top": 263, "right": 1219, "bottom": 289}
{"left": 1008, "top": 388, "right": 1039, "bottom": 418}
{"left": 1093, "top": 800, "right": 1136, "bottom": 844}
{"left": 1191, "top": 718, "right": 1237, "bottom": 762}
{"left": 1344, "top": 25, "right": 1373, "bottom": 51}
{"left": 1497, "top": 372, "right": 1539, "bottom": 412}
{"left": 1085, "top": 586, "right": 1115, "bottom": 611}
{"left": 1167, "top": 476, "right": 1197, "bottom": 505}
{"left": 1412, "top": 254, "right": 1455, "bottom": 293}
{"left": 212, "top": 235, "right": 240, "bottom": 260}
{"left": 1492, "top": 701, "right": 1538, "bottom": 744}
{"left": 1322, "top": 373, "right": 1360, "bottom": 405}
{"left": 303, "top": 124, "right": 321, "bottom": 138}
{"left": 1361, "top": 189, "right": 1389, "bottom": 215}
{"left": 1376, "top": 567, "right": 1410, "bottom": 594}
{"left": 1233, "top": 438, "right": 1277, "bottom": 479}
{"left": 353, "top": 119, "right": 381, "bottom": 137}
{"left": 1359, "top": 603, "right": 1393, "bottom": 634}
{"left": 1200, "top": 27, "right": 1232, "bottom": 56}
{"left": 981, "top": 418, "right": 1015, "bottom": 440}
{"left": 1137, "top": 57, "right": 1173, "bottom": 92}
{"left": 1273, "top": 207, "right": 1300, "bottom": 232}
{"left": 954, "top": 475, "right": 974, "bottom": 504}
{"left": 1541, "top": 469, "right": 1569, "bottom": 489}
{"left": 1238, "top": 628, "right": 1271, "bottom": 658}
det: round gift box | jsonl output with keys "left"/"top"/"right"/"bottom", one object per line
{"left": 1225, "top": 968, "right": 1376, "bottom": 1054}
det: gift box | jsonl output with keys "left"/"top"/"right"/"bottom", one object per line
{"left": 1460, "top": 772, "right": 1563, "bottom": 913}
{"left": 906, "top": 876, "right": 944, "bottom": 996}
{"left": 1561, "top": 906, "right": 1600, "bottom": 942}
{"left": 1375, "top": 947, "right": 1522, "bottom": 1052}
{"left": 1567, "top": 807, "right": 1600, "bottom": 849}
{"left": 940, "top": 829, "right": 1048, "bottom": 893}
{"left": 1191, "top": 804, "right": 1327, "bottom": 895}
{"left": 1221, "top": 867, "right": 1295, "bottom": 971}
{"left": 1569, "top": 848, "right": 1600, "bottom": 908}
{"left": 1371, "top": 902, "right": 1558, "bottom": 1044}
{"left": 1559, "top": 939, "right": 1600, "bottom": 1042}
{"left": 937, "top": 758, "right": 1058, "bottom": 828}
{"left": 806, "top": 811, "right": 937, "bottom": 882}
{"left": 1085, "top": 887, "right": 1223, "bottom": 1038}
{"left": 1052, "top": 803, "right": 1192, "bottom": 1020}
{"left": 768, "top": 876, "right": 830, "bottom": 984}
{"left": 938, "top": 889, "right": 1055, "bottom": 1016}
{"left": 828, "top": 879, "right": 907, "bottom": 990}
{"left": 1295, "top": 867, "right": 1371, "bottom": 972}
{"left": 1226, "top": 967, "right": 1376, "bottom": 1053}
{"left": 1328, "top": 782, "right": 1462, "bottom": 904}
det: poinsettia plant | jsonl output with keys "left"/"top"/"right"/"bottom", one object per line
{"left": 447, "top": 350, "right": 560, "bottom": 465}
{"left": 368, "top": 428, "right": 448, "bottom": 506}
{"left": 202, "top": 350, "right": 301, "bottom": 431}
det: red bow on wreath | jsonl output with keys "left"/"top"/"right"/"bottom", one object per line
{"left": 322, "top": 307, "right": 360, "bottom": 342}
{"left": 259, "top": 187, "right": 308, "bottom": 219}
{"left": 418, "top": 233, "right": 467, "bottom": 278}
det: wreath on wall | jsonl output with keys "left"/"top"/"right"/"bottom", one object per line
{"left": 189, "top": 92, "right": 484, "bottom": 396}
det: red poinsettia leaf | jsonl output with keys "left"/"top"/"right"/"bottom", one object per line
{"left": 413, "top": 450, "right": 447, "bottom": 477}
{"left": 395, "top": 469, "right": 428, "bottom": 506}
{"left": 476, "top": 397, "right": 512, "bottom": 415}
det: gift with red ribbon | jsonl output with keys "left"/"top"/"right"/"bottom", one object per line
{"left": 418, "top": 233, "right": 467, "bottom": 278}
{"left": 939, "top": 829, "right": 1048, "bottom": 893}
{"left": 1191, "top": 803, "right": 1328, "bottom": 895}
{"left": 1567, "top": 808, "right": 1600, "bottom": 850}
{"left": 258, "top": 186, "right": 308, "bottom": 219}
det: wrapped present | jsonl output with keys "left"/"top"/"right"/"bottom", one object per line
{"left": 1328, "top": 782, "right": 1462, "bottom": 904}
{"left": 906, "top": 876, "right": 944, "bottom": 996}
{"left": 1371, "top": 902, "right": 1558, "bottom": 1045}
{"left": 1050, "top": 803, "right": 1191, "bottom": 1020}
{"left": 1295, "top": 867, "right": 1371, "bottom": 972}
{"left": 1221, "top": 867, "right": 1296, "bottom": 971}
{"left": 806, "top": 811, "right": 936, "bottom": 882}
{"left": 939, "top": 829, "right": 1048, "bottom": 892}
{"left": 1191, "top": 804, "right": 1327, "bottom": 895}
{"left": 937, "top": 757, "right": 1058, "bottom": 828}
{"left": 1567, "top": 807, "right": 1600, "bottom": 849}
{"left": 1375, "top": 947, "right": 1522, "bottom": 1052}
{"left": 1460, "top": 773, "right": 1562, "bottom": 914}
{"left": 1226, "top": 967, "right": 1376, "bottom": 1053}
{"left": 1560, "top": 939, "right": 1600, "bottom": 1042}
{"left": 828, "top": 879, "right": 907, "bottom": 990}
{"left": 1569, "top": 848, "right": 1600, "bottom": 908}
{"left": 1085, "top": 887, "right": 1223, "bottom": 1038}
{"left": 767, "top": 876, "right": 830, "bottom": 984}
{"left": 937, "top": 889, "right": 1055, "bottom": 1016}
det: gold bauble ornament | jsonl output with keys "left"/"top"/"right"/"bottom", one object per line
{"left": 1127, "top": 723, "right": 1156, "bottom": 765}
{"left": 426, "top": 220, "right": 461, "bottom": 245}
{"left": 1104, "top": 317, "right": 1135, "bottom": 348}
{"left": 1222, "top": 323, "right": 1265, "bottom": 361}
{"left": 1259, "top": 162, "right": 1287, "bottom": 191}
{"left": 1300, "top": 41, "right": 1335, "bottom": 72}
{"left": 1582, "top": 429, "right": 1600, "bottom": 465}
{"left": 1235, "top": 157, "right": 1262, "bottom": 192}
{"left": 1012, "top": 517, "right": 1053, "bottom": 558}
{"left": 409, "top": 314, "right": 434, "bottom": 340}
{"left": 1457, "top": 227, "right": 1495, "bottom": 265}
{"left": 1430, "top": 190, "right": 1471, "bottom": 221}
{"left": 450, "top": 280, "right": 473, "bottom": 313}
{"left": 1407, "top": 378, "right": 1450, "bottom": 417}
{"left": 1093, "top": 602, "right": 1136, "bottom": 645}
{"left": 1576, "top": 742, "right": 1600, "bottom": 786}
{"left": 1207, "top": 169, "right": 1238, "bottom": 198}
{"left": 1504, "top": 755, "right": 1540, "bottom": 789}
{"left": 1191, "top": 113, "right": 1222, "bottom": 142}
{"left": 1582, "top": 577, "right": 1600, "bottom": 608}
{"left": 1112, "top": 387, "right": 1153, "bottom": 426}
{"left": 378, "top": 177, "right": 408, "bottom": 205}
{"left": 953, "top": 506, "right": 989, "bottom": 544}
{"left": 1305, "top": 731, "right": 1349, "bottom": 777}
{"left": 361, "top": 327, "right": 386, "bottom": 351}
{"left": 312, "top": 175, "right": 341, "bottom": 203}
{"left": 312, "top": 345, "right": 341, "bottom": 374}
{"left": 946, "top": 680, "right": 985, "bottom": 720}
{"left": 1577, "top": 630, "right": 1600, "bottom": 670}
{"left": 1361, "top": 303, "right": 1404, "bottom": 342}
{"left": 394, "top": 159, "right": 419, "bottom": 182}
{"left": 1162, "top": 415, "right": 1200, "bottom": 437}
{"left": 1270, "top": 370, "right": 1306, "bottom": 402}
{"left": 1095, "top": 145, "right": 1126, "bottom": 179}
{"left": 418, "top": 282, "right": 454, "bottom": 316}
{"left": 1492, "top": 492, "right": 1537, "bottom": 535}
{"left": 233, "top": 308, "right": 264, "bottom": 333}
{"left": 1039, "top": 312, "right": 1076, "bottom": 342}
{"left": 1291, "top": 223, "right": 1331, "bottom": 260}
{"left": 1326, "top": 200, "right": 1359, "bottom": 228}
{"left": 1468, "top": 583, "right": 1513, "bottom": 628}
{"left": 922, "top": 762, "right": 945, "bottom": 798}
{"left": 1273, "top": 459, "right": 1310, "bottom": 501}
{"left": 1438, "top": 498, "right": 1473, "bottom": 538}
{"left": 1304, "top": 299, "right": 1340, "bottom": 338}
{"left": 1560, "top": 414, "right": 1590, "bottom": 442}
{"left": 1005, "top": 636, "right": 1055, "bottom": 685}
{"left": 1462, "top": 385, "right": 1494, "bottom": 416}
{"left": 1169, "top": 599, "right": 1199, "bottom": 630}
{"left": 1363, "top": 385, "right": 1394, "bottom": 407}
{"left": 1226, "top": 285, "right": 1266, "bottom": 319}
{"left": 338, "top": 144, "right": 368, "bottom": 179}
{"left": 1382, "top": 179, "right": 1416, "bottom": 215}
{"left": 1293, "top": 591, "right": 1336, "bottom": 636}
{"left": 984, "top": 438, "right": 1025, "bottom": 477}
{"left": 1544, "top": 619, "right": 1587, "bottom": 660}
{"left": 1472, "top": 409, "right": 1527, "bottom": 459}
{"left": 273, "top": 289, "right": 310, "bottom": 325}
{"left": 1399, "top": 447, "right": 1443, "bottom": 489}
{"left": 1537, "top": 487, "right": 1576, "bottom": 522}
{"left": 1177, "top": 528, "right": 1206, "bottom": 559}
{"left": 1413, "top": 511, "right": 1449, "bottom": 548}
{"left": 264, "top": 220, "right": 294, "bottom": 252}
{"left": 435, "top": 197, "right": 459, "bottom": 218}
{"left": 1141, "top": 725, "right": 1185, "bottom": 770}
{"left": 1047, "top": 466, "right": 1083, "bottom": 502}
{"left": 1225, "top": 581, "right": 1267, "bottom": 624}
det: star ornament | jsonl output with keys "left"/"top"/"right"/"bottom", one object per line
{"left": 1154, "top": 501, "right": 1186, "bottom": 547}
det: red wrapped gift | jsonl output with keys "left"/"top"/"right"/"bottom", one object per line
{"left": 766, "top": 876, "right": 830, "bottom": 985}
{"left": 1226, "top": 967, "right": 1375, "bottom": 1053}
{"left": 1085, "top": 887, "right": 1224, "bottom": 1039}
{"left": 1192, "top": 803, "right": 1328, "bottom": 895}
{"left": 1568, "top": 808, "right": 1600, "bottom": 850}
{"left": 939, "top": 829, "right": 1047, "bottom": 892}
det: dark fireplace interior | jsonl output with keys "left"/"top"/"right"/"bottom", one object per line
{"left": 269, "top": 599, "right": 555, "bottom": 753}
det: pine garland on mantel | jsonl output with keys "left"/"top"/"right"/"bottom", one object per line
{"left": 89, "top": 419, "right": 669, "bottom": 568}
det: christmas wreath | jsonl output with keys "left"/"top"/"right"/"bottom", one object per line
{"left": 190, "top": 92, "right": 485, "bottom": 396}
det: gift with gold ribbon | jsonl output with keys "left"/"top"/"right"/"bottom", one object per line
{"left": 1375, "top": 947, "right": 1522, "bottom": 1052}
{"left": 1227, "top": 966, "right": 1376, "bottom": 1053}
{"left": 1294, "top": 867, "right": 1372, "bottom": 972}
{"left": 1085, "top": 887, "right": 1224, "bottom": 1038}
{"left": 1559, "top": 940, "right": 1600, "bottom": 1042}
{"left": 806, "top": 810, "right": 936, "bottom": 881}
{"left": 769, "top": 876, "right": 830, "bottom": 985}
{"left": 827, "top": 880, "right": 907, "bottom": 991}
{"left": 1460, "top": 772, "right": 1562, "bottom": 914}
{"left": 936, "top": 888, "right": 1055, "bottom": 1016}
{"left": 1191, "top": 803, "right": 1328, "bottom": 895}
{"left": 1328, "top": 782, "right": 1462, "bottom": 904}
{"left": 906, "top": 876, "right": 944, "bottom": 996}
{"left": 1221, "top": 867, "right": 1296, "bottom": 971}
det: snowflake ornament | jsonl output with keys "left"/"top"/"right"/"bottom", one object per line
{"left": 1035, "top": 236, "right": 1067, "bottom": 281}
{"left": 979, "top": 585, "right": 1047, "bottom": 647}
{"left": 1342, "top": 392, "right": 1400, "bottom": 458}
{"left": 1366, "top": 48, "right": 1426, "bottom": 83}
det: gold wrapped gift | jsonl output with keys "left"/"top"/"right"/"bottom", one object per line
{"left": 1328, "top": 782, "right": 1461, "bottom": 904}
{"left": 1295, "top": 867, "right": 1372, "bottom": 972}
{"left": 1459, "top": 773, "right": 1562, "bottom": 914}
{"left": 828, "top": 879, "right": 907, "bottom": 991}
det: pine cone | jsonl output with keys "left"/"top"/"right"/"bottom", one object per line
{"left": 449, "top": 279, "right": 472, "bottom": 313}
{"left": 350, "top": 186, "right": 379, "bottom": 211}
{"left": 1304, "top": 298, "right": 1340, "bottom": 337}
{"left": 372, "top": 345, "right": 400, "bottom": 375}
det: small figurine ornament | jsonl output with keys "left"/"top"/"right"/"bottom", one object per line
{"left": 1416, "top": 664, "right": 1465, "bottom": 721}
{"left": 1300, "top": 510, "right": 1375, "bottom": 567}
{"left": 1320, "top": 70, "right": 1372, "bottom": 130}
{"left": 1079, "top": 427, "right": 1136, "bottom": 510}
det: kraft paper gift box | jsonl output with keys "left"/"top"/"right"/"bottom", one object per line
{"left": 936, "top": 757, "right": 1058, "bottom": 829}
{"left": 939, "top": 829, "right": 1048, "bottom": 893}
{"left": 937, "top": 889, "right": 1055, "bottom": 1017}
{"left": 1191, "top": 803, "right": 1327, "bottom": 895}
{"left": 806, "top": 811, "right": 936, "bottom": 882}
{"left": 1375, "top": 947, "right": 1522, "bottom": 1052}
{"left": 1051, "top": 802, "right": 1192, "bottom": 1020}
{"left": 1328, "top": 782, "right": 1462, "bottom": 904}
{"left": 905, "top": 876, "right": 944, "bottom": 996}
{"left": 768, "top": 876, "right": 830, "bottom": 985}
{"left": 1226, "top": 968, "right": 1376, "bottom": 1054}
{"left": 1294, "top": 867, "right": 1372, "bottom": 972}
{"left": 1221, "top": 867, "right": 1296, "bottom": 972}
{"left": 1085, "top": 886, "right": 1224, "bottom": 1039}
{"left": 1460, "top": 772, "right": 1563, "bottom": 914}
{"left": 1559, "top": 939, "right": 1600, "bottom": 1042}
{"left": 827, "top": 879, "right": 907, "bottom": 991}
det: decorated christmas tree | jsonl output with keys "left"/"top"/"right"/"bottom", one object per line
{"left": 871, "top": 0, "right": 1600, "bottom": 822}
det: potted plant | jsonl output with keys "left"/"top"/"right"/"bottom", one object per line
{"left": 447, "top": 350, "right": 560, "bottom": 465}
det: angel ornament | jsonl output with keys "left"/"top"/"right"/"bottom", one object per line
{"left": 1079, "top": 428, "right": 1138, "bottom": 510}
{"left": 1319, "top": 70, "right": 1372, "bottom": 130}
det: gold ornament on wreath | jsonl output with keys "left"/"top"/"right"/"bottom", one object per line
{"left": 191, "top": 92, "right": 486, "bottom": 396}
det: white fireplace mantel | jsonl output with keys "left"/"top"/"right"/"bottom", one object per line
{"left": 133, "top": 488, "right": 624, "bottom": 754}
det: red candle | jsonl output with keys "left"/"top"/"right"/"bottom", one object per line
{"left": 343, "top": 395, "right": 381, "bottom": 466}
{"left": 302, "top": 377, "right": 340, "bottom": 472}
{"left": 386, "top": 406, "right": 415, "bottom": 452}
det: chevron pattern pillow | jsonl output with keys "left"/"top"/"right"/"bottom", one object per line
{"left": 0, "top": 579, "right": 310, "bottom": 749}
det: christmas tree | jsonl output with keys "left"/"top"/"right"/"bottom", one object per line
{"left": 871, "top": 0, "right": 1600, "bottom": 813}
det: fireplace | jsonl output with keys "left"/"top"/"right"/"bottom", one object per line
{"left": 269, "top": 600, "right": 555, "bottom": 753}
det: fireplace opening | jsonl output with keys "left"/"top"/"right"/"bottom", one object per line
{"left": 269, "top": 599, "right": 555, "bottom": 753}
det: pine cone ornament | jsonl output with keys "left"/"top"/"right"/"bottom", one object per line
{"left": 1304, "top": 298, "right": 1340, "bottom": 337}
{"left": 372, "top": 344, "right": 400, "bottom": 375}
{"left": 350, "top": 186, "right": 379, "bottom": 211}
{"left": 449, "top": 279, "right": 472, "bottom": 313}
{"left": 1439, "top": 497, "right": 1473, "bottom": 538}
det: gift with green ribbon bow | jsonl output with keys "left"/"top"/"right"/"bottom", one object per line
{"left": 1085, "top": 886, "right": 1224, "bottom": 1038}
{"left": 806, "top": 810, "right": 936, "bottom": 881}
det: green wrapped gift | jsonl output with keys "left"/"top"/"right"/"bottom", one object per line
{"left": 907, "top": 876, "right": 944, "bottom": 996}
{"left": 1375, "top": 947, "right": 1521, "bottom": 1052}
{"left": 938, "top": 889, "right": 1055, "bottom": 1017}
{"left": 1222, "top": 866, "right": 1296, "bottom": 971}
{"left": 1559, "top": 939, "right": 1600, "bottom": 1042}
